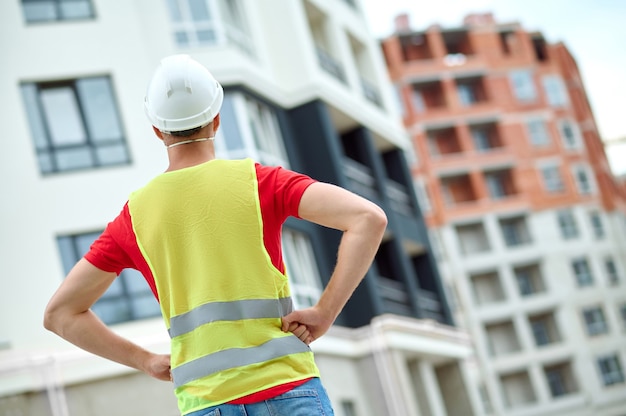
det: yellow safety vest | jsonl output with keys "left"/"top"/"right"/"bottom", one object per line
{"left": 128, "top": 158, "right": 320, "bottom": 414}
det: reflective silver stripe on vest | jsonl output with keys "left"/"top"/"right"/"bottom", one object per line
{"left": 172, "top": 335, "right": 311, "bottom": 388}
{"left": 168, "top": 297, "right": 293, "bottom": 338}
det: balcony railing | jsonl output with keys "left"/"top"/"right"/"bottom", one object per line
{"left": 416, "top": 288, "right": 445, "bottom": 323}
{"left": 377, "top": 276, "right": 413, "bottom": 317}
{"left": 343, "top": 157, "right": 379, "bottom": 201}
{"left": 386, "top": 179, "right": 413, "bottom": 216}
{"left": 361, "top": 77, "right": 382, "bottom": 107}
{"left": 316, "top": 47, "right": 346, "bottom": 84}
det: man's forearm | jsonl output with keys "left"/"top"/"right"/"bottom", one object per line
{"left": 316, "top": 208, "right": 387, "bottom": 321}
{"left": 45, "top": 308, "right": 152, "bottom": 373}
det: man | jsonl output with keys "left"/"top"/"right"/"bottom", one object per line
{"left": 44, "top": 54, "right": 387, "bottom": 416}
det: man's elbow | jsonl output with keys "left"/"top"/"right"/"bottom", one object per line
{"left": 43, "top": 303, "right": 64, "bottom": 335}
{"left": 366, "top": 204, "right": 388, "bottom": 236}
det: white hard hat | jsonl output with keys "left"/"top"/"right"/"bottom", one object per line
{"left": 144, "top": 54, "right": 224, "bottom": 133}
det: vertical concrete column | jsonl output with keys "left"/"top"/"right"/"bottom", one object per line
{"left": 389, "top": 350, "right": 422, "bottom": 416}
{"left": 528, "top": 363, "right": 551, "bottom": 404}
{"left": 417, "top": 360, "right": 447, "bottom": 416}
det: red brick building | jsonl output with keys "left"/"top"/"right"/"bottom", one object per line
{"left": 380, "top": 12, "right": 626, "bottom": 416}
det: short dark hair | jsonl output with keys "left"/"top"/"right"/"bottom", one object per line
{"left": 169, "top": 125, "right": 203, "bottom": 138}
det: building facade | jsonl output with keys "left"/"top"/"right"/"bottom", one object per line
{"left": 381, "top": 12, "right": 626, "bottom": 416}
{"left": 0, "top": 1, "right": 481, "bottom": 415}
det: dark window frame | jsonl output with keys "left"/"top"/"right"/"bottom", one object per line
{"left": 21, "top": 76, "right": 131, "bottom": 175}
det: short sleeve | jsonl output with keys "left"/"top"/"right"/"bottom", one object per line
{"left": 84, "top": 203, "right": 136, "bottom": 274}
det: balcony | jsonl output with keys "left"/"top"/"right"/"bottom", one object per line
{"left": 386, "top": 179, "right": 413, "bottom": 216}
{"left": 456, "top": 76, "right": 488, "bottom": 107}
{"left": 427, "top": 126, "right": 462, "bottom": 157}
{"left": 410, "top": 81, "right": 447, "bottom": 114}
{"left": 416, "top": 288, "right": 445, "bottom": 322}
{"left": 342, "top": 157, "right": 379, "bottom": 202}
{"left": 400, "top": 33, "right": 434, "bottom": 62}
{"left": 361, "top": 77, "right": 382, "bottom": 107}
{"left": 441, "top": 174, "right": 478, "bottom": 206}
{"left": 377, "top": 276, "right": 413, "bottom": 316}
{"left": 316, "top": 47, "right": 346, "bottom": 84}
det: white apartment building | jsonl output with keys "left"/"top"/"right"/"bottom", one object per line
{"left": 0, "top": 1, "right": 482, "bottom": 415}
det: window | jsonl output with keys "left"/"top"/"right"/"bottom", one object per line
{"left": 456, "top": 222, "right": 490, "bottom": 255}
{"left": 572, "top": 165, "right": 593, "bottom": 194}
{"left": 218, "top": 0, "right": 252, "bottom": 55}
{"left": 544, "top": 362, "right": 577, "bottom": 397}
{"left": 21, "top": 77, "right": 130, "bottom": 174}
{"left": 542, "top": 75, "right": 569, "bottom": 107}
{"left": 540, "top": 165, "right": 565, "bottom": 193}
{"left": 557, "top": 209, "right": 579, "bottom": 239}
{"left": 597, "top": 355, "right": 625, "bottom": 386}
{"left": 57, "top": 232, "right": 160, "bottom": 325}
{"left": 340, "top": 400, "right": 358, "bottom": 416}
{"left": 471, "top": 128, "right": 490, "bottom": 151}
{"left": 485, "top": 321, "right": 520, "bottom": 356}
{"left": 526, "top": 119, "right": 550, "bottom": 147}
{"left": 282, "top": 229, "right": 323, "bottom": 309}
{"left": 558, "top": 120, "right": 582, "bottom": 150}
{"left": 572, "top": 258, "right": 594, "bottom": 287}
{"left": 515, "top": 264, "right": 545, "bottom": 296}
{"left": 485, "top": 169, "right": 515, "bottom": 199}
{"left": 470, "top": 123, "right": 501, "bottom": 152}
{"left": 509, "top": 70, "right": 537, "bottom": 102}
{"left": 500, "top": 371, "right": 536, "bottom": 408}
{"left": 620, "top": 304, "right": 626, "bottom": 328}
{"left": 605, "top": 257, "right": 620, "bottom": 286}
{"left": 166, "top": 0, "right": 251, "bottom": 53}
{"left": 499, "top": 216, "right": 532, "bottom": 247}
{"left": 216, "top": 93, "right": 289, "bottom": 167}
{"left": 470, "top": 271, "right": 506, "bottom": 305}
{"left": 589, "top": 211, "right": 605, "bottom": 239}
{"left": 456, "top": 77, "right": 486, "bottom": 106}
{"left": 410, "top": 89, "right": 426, "bottom": 113}
{"left": 166, "top": 0, "right": 217, "bottom": 47}
{"left": 22, "top": 0, "right": 95, "bottom": 23}
{"left": 583, "top": 307, "right": 608, "bottom": 336}
{"left": 529, "top": 312, "right": 560, "bottom": 346}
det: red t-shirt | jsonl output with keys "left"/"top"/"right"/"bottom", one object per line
{"left": 85, "top": 162, "right": 316, "bottom": 403}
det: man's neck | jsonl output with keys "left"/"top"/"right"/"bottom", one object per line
{"left": 165, "top": 143, "right": 216, "bottom": 172}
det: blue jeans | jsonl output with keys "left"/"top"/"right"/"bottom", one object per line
{"left": 185, "top": 378, "right": 335, "bottom": 416}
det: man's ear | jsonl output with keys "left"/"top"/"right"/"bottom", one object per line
{"left": 153, "top": 126, "right": 164, "bottom": 140}
{"left": 212, "top": 114, "right": 221, "bottom": 134}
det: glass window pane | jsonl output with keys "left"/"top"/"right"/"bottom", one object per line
{"left": 166, "top": 0, "right": 182, "bottom": 21}
{"left": 54, "top": 147, "right": 94, "bottom": 171}
{"left": 38, "top": 152, "right": 54, "bottom": 173}
{"left": 96, "top": 144, "right": 129, "bottom": 165}
{"left": 220, "top": 95, "right": 244, "bottom": 151}
{"left": 59, "top": 0, "right": 93, "bottom": 19}
{"left": 122, "top": 269, "right": 151, "bottom": 294}
{"left": 74, "top": 231, "right": 100, "bottom": 255}
{"left": 175, "top": 31, "right": 189, "bottom": 46}
{"left": 77, "top": 77, "right": 123, "bottom": 142}
{"left": 130, "top": 295, "right": 161, "bottom": 319}
{"left": 188, "top": 0, "right": 210, "bottom": 21}
{"left": 56, "top": 236, "right": 77, "bottom": 274}
{"left": 100, "top": 278, "right": 124, "bottom": 298}
{"left": 21, "top": 84, "right": 49, "bottom": 150}
{"left": 22, "top": 1, "right": 58, "bottom": 22}
{"left": 40, "top": 87, "right": 87, "bottom": 146}
{"left": 92, "top": 298, "right": 130, "bottom": 324}
{"left": 197, "top": 29, "right": 216, "bottom": 43}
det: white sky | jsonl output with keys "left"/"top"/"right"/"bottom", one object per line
{"left": 361, "top": 0, "right": 626, "bottom": 175}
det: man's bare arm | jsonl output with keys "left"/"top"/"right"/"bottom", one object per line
{"left": 281, "top": 182, "right": 387, "bottom": 342}
{"left": 43, "top": 258, "right": 171, "bottom": 381}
